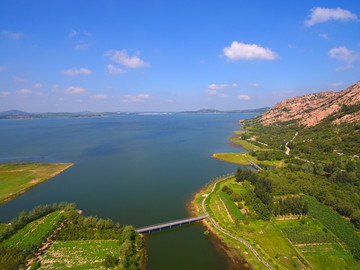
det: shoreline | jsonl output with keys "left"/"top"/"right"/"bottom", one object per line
{"left": 186, "top": 178, "right": 251, "bottom": 270}
{"left": 0, "top": 163, "right": 74, "bottom": 206}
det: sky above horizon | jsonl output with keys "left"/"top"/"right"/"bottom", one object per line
{"left": 1, "top": 0, "right": 359, "bottom": 112}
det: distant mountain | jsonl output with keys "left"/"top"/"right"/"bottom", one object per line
{"left": 0, "top": 110, "right": 31, "bottom": 116}
{"left": 178, "top": 107, "right": 269, "bottom": 114}
{"left": 251, "top": 81, "right": 360, "bottom": 127}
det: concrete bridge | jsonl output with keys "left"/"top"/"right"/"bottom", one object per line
{"left": 135, "top": 215, "right": 208, "bottom": 234}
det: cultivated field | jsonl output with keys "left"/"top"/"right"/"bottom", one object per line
{"left": 40, "top": 240, "right": 119, "bottom": 269}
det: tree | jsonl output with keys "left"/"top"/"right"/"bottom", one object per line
{"left": 103, "top": 254, "right": 119, "bottom": 268}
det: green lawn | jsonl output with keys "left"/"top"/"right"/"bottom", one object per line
{"left": 0, "top": 163, "right": 73, "bottom": 205}
{"left": 1, "top": 211, "right": 63, "bottom": 249}
{"left": 40, "top": 240, "right": 119, "bottom": 269}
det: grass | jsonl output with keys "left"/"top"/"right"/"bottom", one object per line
{"left": 0, "top": 224, "right": 8, "bottom": 234}
{"left": 212, "top": 152, "right": 285, "bottom": 168}
{"left": 297, "top": 243, "right": 359, "bottom": 270}
{"left": 1, "top": 211, "right": 63, "bottom": 249}
{"left": 192, "top": 177, "right": 359, "bottom": 270}
{"left": 0, "top": 163, "right": 73, "bottom": 205}
{"left": 231, "top": 138, "right": 264, "bottom": 150}
{"left": 40, "top": 240, "right": 119, "bottom": 269}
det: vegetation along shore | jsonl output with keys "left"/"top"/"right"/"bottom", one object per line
{"left": 191, "top": 82, "right": 360, "bottom": 269}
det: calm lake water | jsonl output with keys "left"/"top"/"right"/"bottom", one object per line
{"left": 0, "top": 114, "right": 252, "bottom": 269}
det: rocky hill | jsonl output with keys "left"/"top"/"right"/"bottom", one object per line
{"left": 255, "top": 81, "right": 360, "bottom": 127}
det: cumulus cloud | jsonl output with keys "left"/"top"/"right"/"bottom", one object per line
{"left": 0, "top": 91, "right": 10, "bottom": 97}
{"left": 305, "top": 7, "right": 357, "bottom": 27}
{"left": 63, "top": 67, "right": 92, "bottom": 75}
{"left": 34, "top": 83, "right": 43, "bottom": 89}
{"left": 13, "top": 76, "right": 27, "bottom": 83}
{"left": 208, "top": 83, "right": 237, "bottom": 90}
{"left": 16, "top": 88, "right": 32, "bottom": 95}
{"left": 106, "top": 64, "right": 127, "bottom": 75}
{"left": 65, "top": 86, "right": 86, "bottom": 94}
{"left": 329, "top": 46, "right": 360, "bottom": 70}
{"left": 75, "top": 40, "right": 90, "bottom": 50}
{"left": 223, "top": 41, "right": 277, "bottom": 60}
{"left": 205, "top": 89, "right": 218, "bottom": 95}
{"left": 248, "top": 82, "right": 261, "bottom": 87}
{"left": 68, "top": 29, "right": 79, "bottom": 39}
{"left": 105, "top": 49, "right": 149, "bottom": 68}
{"left": 2, "top": 30, "right": 23, "bottom": 39}
{"left": 91, "top": 94, "right": 108, "bottom": 99}
{"left": 238, "top": 94, "right": 251, "bottom": 100}
{"left": 319, "top": 33, "right": 329, "bottom": 39}
{"left": 122, "top": 94, "right": 151, "bottom": 102}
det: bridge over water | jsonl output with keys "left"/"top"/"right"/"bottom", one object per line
{"left": 135, "top": 215, "right": 208, "bottom": 234}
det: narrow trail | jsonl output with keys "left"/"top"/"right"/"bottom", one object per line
{"left": 285, "top": 132, "right": 298, "bottom": 156}
{"left": 201, "top": 177, "right": 275, "bottom": 270}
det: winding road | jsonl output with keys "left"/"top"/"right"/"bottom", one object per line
{"left": 201, "top": 177, "right": 275, "bottom": 270}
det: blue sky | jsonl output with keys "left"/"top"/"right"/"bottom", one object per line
{"left": 0, "top": 0, "right": 359, "bottom": 112}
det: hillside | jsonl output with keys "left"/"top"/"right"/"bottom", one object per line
{"left": 253, "top": 81, "right": 360, "bottom": 127}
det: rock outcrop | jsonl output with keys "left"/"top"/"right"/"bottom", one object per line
{"left": 256, "top": 81, "right": 360, "bottom": 127}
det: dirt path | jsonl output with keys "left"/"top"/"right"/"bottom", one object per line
{"left": 285, "top": 132, "right": 298, "bottom": 155}
{"left": 25, "top": 223, "right": 64, "bottom": 269}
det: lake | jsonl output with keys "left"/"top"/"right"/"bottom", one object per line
{"left": 0, "top": 114, "right": 252, "bottom": 269}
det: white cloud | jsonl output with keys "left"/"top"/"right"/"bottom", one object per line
{"left": 91, "top": 94, "right": 108, "bottom": 100}
{"left": 208, "top": 83, "right": 237, "bottom": 90}
{"left": 106, "top": 64, "right": 127, "bottom": 75}
{"left": 205, "top": 89, "right": 218, "bottom": 95}
{"left": 238, "top": 94, "right": 251, "bottom": 100}
{"left": 218, "top": 93, "right": 229, "bottom": 98}
{"left": 248, "top": 82, "right": 261, "bottom": 87}
{"left": 223, "top": 41, "right": 277, "bottom": 60}
{"left": 16, "top": 88, "right": 32, "bottom": 95}
{"left": 105, "top": 49, "right": 149, "bottom": 68}
{"left": 68, "top": 29, "right": 79, "bottom": 39}
{"left": 65, "top": 86, "right": 86, "bottom": 94}
{"left": 288, "top": 44, "right": 297, "bottom": 49}
{"left": 13, "top": 76, "right": 27, "bottom": 83}
{"left": 63, "top": 67, "right": 92, "bottom": 75}
{"left": 330, "top": 82, "right": 343, "bottom": 87}
{"left": 2, "top": 30, "right": 23, "bottom": 39}
{"left": 0, "top": 91, "right": 10, "bottom": 97}
{"left": 305, "top": 7, "right": 357, "bottom": 27}
{"left": 34, "top": 83, "right": 43, "bottom": 89}
{"left": 319, "top": 33, "right": 329, "bottom": 39}
{"left": 75, "top": 40, "right": 90, "bottom": 50}
{"left": 329, "top": 46, "right": 360, "bottom": 70}
{"left": 122, "top": 94, "right": 151, "bottom": 102}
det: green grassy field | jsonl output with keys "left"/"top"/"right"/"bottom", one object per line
{"left": 1, "top": 211, "right": 63, "bottom": 249}
{"left": 0, "top": 163, "right": 73, "bottom": 205}
{"left": 40, "top": 240, "right": 119, "bottom": 269}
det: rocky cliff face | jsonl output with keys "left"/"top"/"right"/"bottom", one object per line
{"left": 256, "top": 81, "right": 360, "bottom": 127}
